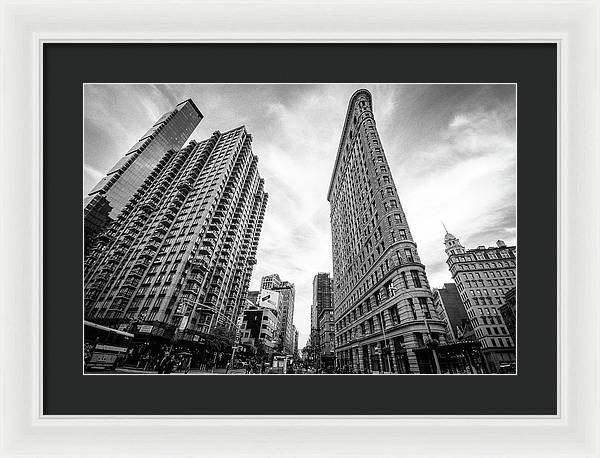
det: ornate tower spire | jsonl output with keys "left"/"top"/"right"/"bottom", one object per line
{"left": 444, "top": 227, "right": 465, "bottom": 256}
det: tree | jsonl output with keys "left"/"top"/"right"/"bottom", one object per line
{"left": 204, "top": 325, "right": 235, "bottom": 355}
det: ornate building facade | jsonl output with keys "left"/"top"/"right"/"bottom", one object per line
{"left": 328, "top": 89, "right": 447, "bottom": 374}
{"left": 444, "top": 231, "right": 516, "bottom": 373}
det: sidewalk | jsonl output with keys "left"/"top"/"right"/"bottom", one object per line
{"left": 115, "top": 366, "right": 248, "bottom": 375}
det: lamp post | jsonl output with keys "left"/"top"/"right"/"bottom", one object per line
{"left": 377, "top": 309, "right": 393, "bottom": 373}
{"left": 179, "top": 297, "right": 245, "bottom": 374}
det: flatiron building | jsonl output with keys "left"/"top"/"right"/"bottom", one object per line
{"left": 328, "top": 89, "right": 447, "bottom": 374}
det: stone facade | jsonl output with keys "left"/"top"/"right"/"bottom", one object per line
{"left": 328, "top": 89, "right": 447, "bottom": 374}
{"left": 444, "top": 232, "right": 516, "bottom": 373}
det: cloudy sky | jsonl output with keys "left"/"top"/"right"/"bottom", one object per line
{"left": 84, "top": 83, "right": 516, "bottom": 348}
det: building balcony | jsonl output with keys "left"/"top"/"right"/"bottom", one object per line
{"left": 134, "top": 258, "right": 151, "bottom": 268}
{"left": 183, "top": 284, "right": 201, "bottom": 295}
{"left": 122, "top": 278, "right": 139, "bottom": 289}
{"left": 187, "top": 274, "right": 203, "bottom": 284}
{"left": 150, "top": 232, "right": 162, "bottom": 242}
{"left": 105, "top": 256, "right": 120, "bottom": 266}
{"left": 116, "top": 288, "right": 134, "bottom": 299}
{"left": 95, "top": 271, "right": 111, "bottom": 281}
{"left": 97, "top": 233, "right": 112, "bottom": 244}
{"left": 128, "top": 268, "right": 145, "bottom": 278}
{"left": 141, "top": 201, "right": 157, "bottom": 213}
{"left": 177, "top": 180, "right": 193, "bottom": 192}
{"left": 146, "top": 241, "right": 160, "bottom": 251}
{"left": 139, "top": 250, "right": 153, "bottom": 259}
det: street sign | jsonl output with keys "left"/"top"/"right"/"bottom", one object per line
{"left": 179, "top": 315, "right": 189, "bottom": 331}
{"left": 137, "top": 324, "right": 153, "bottom": 333}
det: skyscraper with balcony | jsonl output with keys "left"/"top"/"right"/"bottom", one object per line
{"left": 444, "top": 231, "right": 516, "bottom": 373}
{"left": 84, "top": 99, "right": 203, "bottom": 253}
{"left": 328, "top": 89, "right": 447, "bottom": 374}
{"left": 84, "top": 123, "right": 268, "bottom": 357}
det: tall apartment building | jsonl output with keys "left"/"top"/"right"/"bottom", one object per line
{"left": 328, "top": 89, "right": 447, "bottom": 374}
{"left": 84, "top": 99, "right": 202, "bottom": 253}
{"left": 260, "top": 274, "right": 296, "bottom": 354}
{"left": 311, "top": 272, "right": 333, "bottom": 364}
{"left": 84, "top": 122, "right": 268, "bottom": 355}
{"left": 444, "top": 231, "right": 516, "bottom": 373}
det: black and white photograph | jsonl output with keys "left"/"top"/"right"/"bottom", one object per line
{"left": 83, "top": 83, "right": 517, "bottom": 375}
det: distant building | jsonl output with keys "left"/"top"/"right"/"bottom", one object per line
{"left": 240, "top": 303, "right": 278, "bottom": 360}
{"left": 311, "top": 272, "right": 333, "bottom": 368}
{"left": 432, "top": 283, "right": 471, "bottom": 341}
{"left": 246, "top": 290, "right": 260, "bottom": 307}
{"left": 260, "top": 274, "right": 295, "bottom": 354}
{"left": 318, "top": 307, "right": 336, "bottom": 370}
{"left": 293, "top": 326, "right": 299, "bottom": 358}
{"left": 499, "top": 287, "right": 517, "bottom": 346}
{"left": 444, "top": 231, "right": 516, "bottom": 373}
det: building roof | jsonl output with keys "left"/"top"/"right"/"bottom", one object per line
{"left": 176, "top": 98, "right": 203, "bottom": 118}
{"left": 327, "top": 89, "right": 373, "bottom": 202}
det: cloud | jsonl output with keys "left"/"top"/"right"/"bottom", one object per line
{"left": 84, "top": 84, "right": 516, "bottom": 348}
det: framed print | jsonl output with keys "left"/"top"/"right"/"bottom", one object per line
{"left": 1, "top": 0, "right": 599, "bottom": 457}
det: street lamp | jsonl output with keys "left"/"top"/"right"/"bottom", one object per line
{"left": 179, "top": 297, "right": 245, "bottom": 374}
{"left": 386, "top": 284, "right": 441, "bottom": 374}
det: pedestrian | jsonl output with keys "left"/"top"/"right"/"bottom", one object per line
{"left": 158, "top": 352, "right": 170, "bottom": 374}
{"left": 164, "top": 354, "right": 174, "bottom": 374}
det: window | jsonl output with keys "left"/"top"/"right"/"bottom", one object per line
{"left": 419, "top": 297, "right": 431, "bottom": 319}
{"left": 401, "top": 272, "right": 409, "bottom": 288}
{"left": 411, "top": 271, "right": 422, "bottom": 288}
{"left": 389, "top": 305, "right": 400, "bottom": 324}
{"left": 408, "top": 298, "right": 417, "bottom": 320}
{"left": 386, "top": 281, "right": 395, "bottom": 297}
{"left": 404, "top": 248, "right": 414, "bottom": 263}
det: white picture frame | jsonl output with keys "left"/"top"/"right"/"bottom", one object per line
{"left": 1, "top": 0, "right": 598, "bottom": 456}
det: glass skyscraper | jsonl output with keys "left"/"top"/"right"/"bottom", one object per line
{"left": 84, "top": 99, "right": 202, "bottom": 252}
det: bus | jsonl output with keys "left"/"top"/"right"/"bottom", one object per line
{"left": 84, "top": 320, "right": 134, "bottom": 371}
